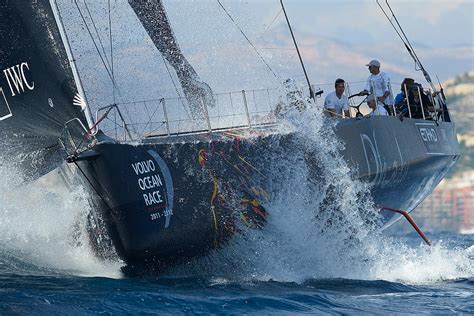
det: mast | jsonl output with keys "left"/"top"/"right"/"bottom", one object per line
{"left": 50, "top": 0, "right": 96, "bottom": 132}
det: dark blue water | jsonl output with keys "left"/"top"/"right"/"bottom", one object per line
{"left": 1, "top": 233, "right": 472, "bottom": 314}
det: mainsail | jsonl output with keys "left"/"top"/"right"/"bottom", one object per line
{"left": 128, "top": 0, "right": 215, "bottom": 119}
{"left": 0, "top": 1, "right": 90, "bottom": 178}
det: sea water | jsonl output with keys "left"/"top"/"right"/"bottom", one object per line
{"left": 1, "top": 108, "right": 472, "bottom": 314}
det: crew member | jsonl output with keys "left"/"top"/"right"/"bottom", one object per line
{"left": 323, "top": 78, "right": 350, "bottom": 118}
{"left": 367, "top": 94, "right": 388, "bottom": 116}
{"left": 358, "top": 60, "right": 393, "bottom": 113}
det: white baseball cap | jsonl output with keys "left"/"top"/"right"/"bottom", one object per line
{"left": 366, "top": 60, "right": 381, "bottom": 67}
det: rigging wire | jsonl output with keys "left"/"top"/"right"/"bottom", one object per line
{"left": 256, "top": 7, "right": 298, "bottom": 72}
{"left": 216, "top": 0, "right": 279, "bottom": 80}
{"left": 376, "top": 1, "right": 419, "bottom": 69}
{"left": 74, "top": 0, "right": 120, "bottom": 93}
{"left": 280, "top": 0, "right": 314, "bottom": 100}
{"left": 140, "top": 100, "right": 162, "bottom": 136}
{"left": 108, "top": 0, "right": 115, "bottom": 104}
{"left": 160, "top": 54, "right": 192, "bottom": 120}
{"left": 83, "top": 1, "right": 113, "bottom": 73}
{"left": 384, "top": 1, "right": 422, "bottom": 65}
{"left": 376, "top": 0, "right": 450, "bottom": 124}
{"left": 376, "top": 0, "right": 434, "bottom": 89}
{"left": 257, "top": 7, "right": 283, "bottom": 39}
{"left": 383, "top": 1, "right": 433, "bottom": 85}
{"left": 75, "top": 1, "right": 143, "bottom": 135}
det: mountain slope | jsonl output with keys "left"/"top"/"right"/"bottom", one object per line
{"left": 445, "top": 70, "right": 474, "bottom": 177}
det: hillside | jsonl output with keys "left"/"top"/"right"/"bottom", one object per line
{"left": 445, "top": 70, "right": 474, "bottom": 177}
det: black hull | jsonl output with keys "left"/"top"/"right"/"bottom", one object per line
{"left": 335, "top": 117, "right": 459, "bottom": 228}
{"left": 68, "top": 116, "right": 458, "bottom": 265}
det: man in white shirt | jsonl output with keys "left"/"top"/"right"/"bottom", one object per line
{"left": 366, "top": 94, "right": 388, "bottom": 116}
{"left": 358, "top": 60, "right": 393, "bottom": 108}
{"left": 323, "top": 78, "right": 350, "bottom": 117}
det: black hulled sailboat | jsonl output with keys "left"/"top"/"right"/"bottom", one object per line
{"left": 0, "top": 0, "right": 460, "bottom": 268}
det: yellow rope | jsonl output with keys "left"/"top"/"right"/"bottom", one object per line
{"left": 238, "top": 156, "right": 265, "bottom": 177}
{"left": 210, "top": 175, "right": 219, "bottom": 247}
{"left": 223, "top": 131, "right": 242, "bottom": 138}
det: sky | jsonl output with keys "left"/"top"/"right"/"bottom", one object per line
{"left": 157, "top": 0, "right": 474, "bottom": 95}
{"left": 269, "top": 0, "right": 473, "bottom": 47}
{"left": 58, "top": 0, "right": 474, "bottom": 108}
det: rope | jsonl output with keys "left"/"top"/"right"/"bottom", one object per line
{"left": 257, "top": 8, "right": 283, "bottom": 39}
{"left": 210, "top": 175, "right": 219, "bottom": 247}
{"left": 141, "top": 100, "right": 162, "bottom": 136}
{"left": 160, "top": 54, "right": 192, "bottom": 120}
{"left": 83, "top": 1, "right": 113, "bottom": 73}
{"left": 376, "top": 0, "right": 435, "bottom": 90}
{"left": 217, "top": 0, "right": 279, "bottom": 79}
{"left": 73, "top": 106, "right": 114, "bottom": 155}
{"left": 74, "top": 0, "right": 119, "bottom": 92}
{"left": 108, "top": 0, "right": 115, "bottom": 104}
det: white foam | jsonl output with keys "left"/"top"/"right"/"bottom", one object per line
{"left": 0, "top": 160, "right": 123, "bottom": 279}
{"left": 368, "top": 238, "right": 473, "bottom": 284}
{"left": 173, "top": 103, "right": 473, "bottom": 285}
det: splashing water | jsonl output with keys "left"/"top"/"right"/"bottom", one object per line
{"left": 0, "top": 156, "right": 122, "bottom": 278}
{"left": 0, "top": 104, "right": 471, "bottom": 283}
{"left": 366, "top": 237, "right": 473, "bottom": 284}
{"left": 172, "top": 104, "right": 473, "bottom": 284}
{"left": 221, "top": 107, "right": 383, "bottom": 281}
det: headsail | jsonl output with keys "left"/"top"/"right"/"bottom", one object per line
{"left": 0, "top": 0, "right": 90, "bottom": 178}
{"left": 128, "top": 0, "right": 215, "bottom": 119}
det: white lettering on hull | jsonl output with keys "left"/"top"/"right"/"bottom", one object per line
{"left": 131, "top": 159, "right": 166, "bottom": 208}
{"left": 131, "top": 159, "right": 156, "bottom": 175}
{"left": 138, "top": 174, "right": 163, "bottom": 191}
{"left": 143, "top": 190, "right": 163, "bottom": 206}
{"left": 131, "top": 151, "right": 174, "bottom": 226}
{"left": 419, "top": 127, "right": 438, "bottom": 142}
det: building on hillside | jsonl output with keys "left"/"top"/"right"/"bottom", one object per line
{"left": 415, "top": 171, "right": 474, "bottom": 233}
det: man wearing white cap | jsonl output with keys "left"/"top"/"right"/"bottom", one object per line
{"left": 358, "top": 60, "right": 393, "bottom": 110}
